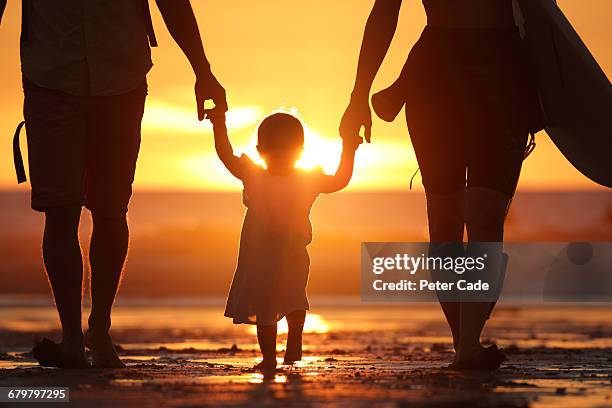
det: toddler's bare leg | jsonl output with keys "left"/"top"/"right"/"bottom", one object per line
{"left": 284, "top": 310, "right": 306, "bottom": 364}
{"left": 255, "top": 324, "right": 277, "bottom": 370}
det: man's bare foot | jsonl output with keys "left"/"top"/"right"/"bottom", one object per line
{"left": 253, "top": 359, "right": 277, "bottom": 371}
{"left": 32, "top": 337, "right": 90, "bottom": 369}
{"left": 85, "top": 330, "right": 125, "bottom": 369}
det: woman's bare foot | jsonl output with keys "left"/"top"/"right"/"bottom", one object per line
{"left": 85, "top": 330, "right": 125, "bottom": 369}
{"left": 448, "top": 345, "right": 505, "bottom": 370}
{"left": 253, "top": 358, "right": 277, "bottom": 371}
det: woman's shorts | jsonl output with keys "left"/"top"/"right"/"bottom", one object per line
{"left": 403, "top": 26, "right": 544, "bottom": 196}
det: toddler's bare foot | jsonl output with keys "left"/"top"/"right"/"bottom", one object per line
{"left": 253, "top": 358, "right": 277, "bottom": 371}
{"left": 284, "top": 311, "right": 305, "bottom": 365}
{"left": 283, "top": 344, "right": 302, "bottom": 365}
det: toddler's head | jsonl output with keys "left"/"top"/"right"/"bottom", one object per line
{"left": 256, "top": 112, "right": 304, "bottom": 172}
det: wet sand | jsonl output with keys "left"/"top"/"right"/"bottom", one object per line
{"left": 0, "top": 304, "right": 611, "bottom": 407}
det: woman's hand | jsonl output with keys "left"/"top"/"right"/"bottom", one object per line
{"left": 340, "top": 0, "right": 403, "bottom": 143}
{"left": 340, "top": 95, "right": 372, "bottom": 143}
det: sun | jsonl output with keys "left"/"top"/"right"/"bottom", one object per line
{"left": 239, "top": 122, "right": 345, "bottom": 174}
{"left": 296, "top": 127, "right": 342, "bottom": 174}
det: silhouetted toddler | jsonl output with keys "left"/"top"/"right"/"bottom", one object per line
{"left": 207, "top": 109, "right": 360, "bottom": 371}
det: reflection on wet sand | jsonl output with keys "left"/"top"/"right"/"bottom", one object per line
{"left": 247, "top": 313, "right": 330, "bottom": 336}
{"left": 0, "top": 304, "right": 610, "bottom": 406}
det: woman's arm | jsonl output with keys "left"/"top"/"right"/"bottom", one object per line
{"left": 320, "top": 141, "right": 361, "bottom": 194}
{"left": 340, "top": 0, "right": 403, "bottom": 143}
{"left": 207, "top": 113, "right": 245, "bottom": 180}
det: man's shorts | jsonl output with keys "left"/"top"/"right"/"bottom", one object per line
{"left": 22, "top": 79, "right": 147, "bottom": 217}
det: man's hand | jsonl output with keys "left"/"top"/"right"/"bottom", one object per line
{"left": 340, "top": 95, "right": 372, "bottom": 143}
{"left": 0, "top": 0, "right": 7, "bottom": 24}
{"left": 195, "top": 70, "right": 227, "bottom": 121}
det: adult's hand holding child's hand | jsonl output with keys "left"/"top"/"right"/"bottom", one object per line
{"left": 204, "top": 108, "right": 226, "bottom": 125}
{"left": 195, "top": 69, "right": 227, "bottom": 121}
{"left": 340, "top": 95, "right": 372, "bottom": 143}
{"left": 343, "top": 133, "right": 363, "bottom": 151}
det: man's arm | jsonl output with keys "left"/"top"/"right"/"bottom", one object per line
{"left": 207, "top": 113, "right": 245, "bottom": 180}
{"left": 0, "top": 0, "right": 7, "bottom": 25}
{"left": 155, "top": 0, "right": 227, "bottom": 120}
{"left": 320, "top": 141, "right": 361, "bottom": 194}
{"left": 339, "top": 0, "right": 402, "bottom": 143}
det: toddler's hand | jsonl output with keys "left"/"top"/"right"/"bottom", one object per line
{"left": 342, "top": 134, "right": 363, "bottom": 150}
{"left": 204, "top": 108, "right": 226, "bottom": 125}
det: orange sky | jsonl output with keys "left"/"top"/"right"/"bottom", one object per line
{"left": 0, "top": 0, "right": 611, "bottom": 191}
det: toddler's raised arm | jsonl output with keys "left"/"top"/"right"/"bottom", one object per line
{"left": 320, "top": 137, "right": 361, "bottom": 194}
{"left": 206, "top": 111, "right": 247, "bottom": 180}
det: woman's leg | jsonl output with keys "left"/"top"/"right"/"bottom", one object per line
{"left": 284, "top": 310, "right": 306, "bottom": 364}
{"left": 255, "top": 324, "right": 277, "bottom": 370}
{"left": 406, "top": 98, "right": 468, "bottom": 353}
{"left": 455, "top": 121, "right": 527, "bottom": 366}
{"left": 425, "top": 192, "right": 465, "bottom": 351}
{"left": 456, "top": 187, "right": 510, "bottom": 361}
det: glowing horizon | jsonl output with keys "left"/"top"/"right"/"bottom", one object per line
{"left": 0, "top": 0, "right": 610, "bottom": 192}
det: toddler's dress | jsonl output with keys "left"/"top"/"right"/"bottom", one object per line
{"left": 224, "top": 156, "right": 323, "bottom": 325}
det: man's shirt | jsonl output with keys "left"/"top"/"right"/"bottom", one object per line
{"left": 21, "top": 0, "right": 153, "bottom": 96}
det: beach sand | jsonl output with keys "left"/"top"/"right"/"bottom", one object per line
{"left": 0, "top": 303, "right": 611, "bottom": 407}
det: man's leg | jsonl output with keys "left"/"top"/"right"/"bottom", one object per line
{"left": 33, "top": 203, "right": 89, "bottom": 368}
{"left": 83, "top": 82, "right": 147, "bottom": 368}
{"left": 42, "top": 205, "right": 84, "bottom": 351}
{"left": 87, "top": 213, "right": 129, "bottom": 333}
{"left": 85, "top": 213, "right": 128, "bottom": 368}
{"left": 24, "top": 79, "right": 90, "bottom": 367}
